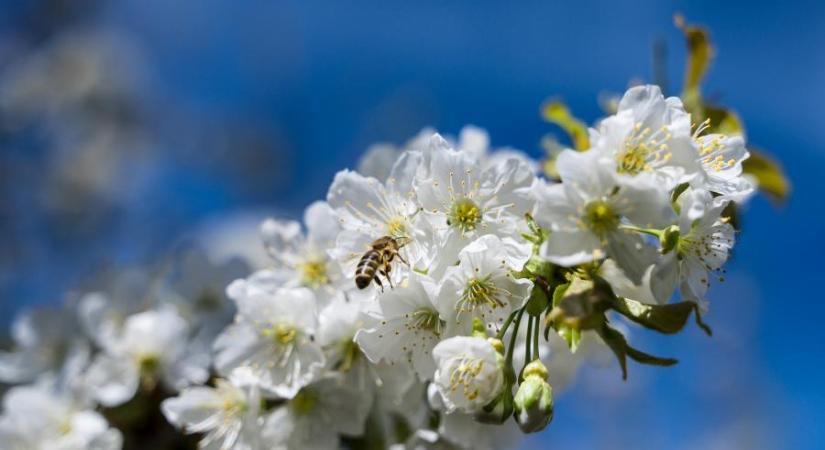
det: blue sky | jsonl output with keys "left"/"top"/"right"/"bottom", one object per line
{"left": 1, "top": 1, "right": 823, "bottom": 448}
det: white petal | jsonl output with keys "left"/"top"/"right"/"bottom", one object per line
{"left": 85, "top": 355, "right": 139, "bottom": 407}
{"left": 540, "top": 230, "right": 602, "bottom": 266}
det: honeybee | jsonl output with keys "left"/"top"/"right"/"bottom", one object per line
{"left": 355, "top": 236, "right": 410, "bottom": 291}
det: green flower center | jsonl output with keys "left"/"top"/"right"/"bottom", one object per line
{"left": 457, "top": 275, "right": 505, "bottom": 313}
{"left": 409, "top": 308, "right": 442, "bottom": 334}
{"left": 337, "top": 339, "right": 361, "bottom": 372}
{"left": 298, "top": 259, "right": 329, "bottom": 288}
{"left": 195, "top": 290, "right": 222, "bottom": 311}
{"left": 262, "top": 323, "right": 298, "bottom": 345}
{"left": 448, "top": 198, "right": 482, "bottom": 233}
{"left": 290, "top": 389, "right": 317, "bottom": 415}
{"left": 583, "top": 200, "right": 619, "bottom": 236}
{"left": 137, "top": 353, "right": 160, "bottom": 391}
{"left": 617, "top": 124, "right": 673, "bottom": 175}
{"left": 386, "top": 217, "right": 407, "bottom": 237}
{"left": 137, "top": 354, "right": 160, "bottom": 376}
{"left": 616, "top": 144, "right": 651, "bottom": 175}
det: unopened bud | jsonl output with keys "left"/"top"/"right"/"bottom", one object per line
{"left": 513, "top": 360, "right": 554, "bottom": 433}
{"left": 471, "top": 317, "right": 487, "bottom": 339}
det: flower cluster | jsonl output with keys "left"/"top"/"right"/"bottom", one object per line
{"left": 0, "top": 85, "right": 755, "bottom": 449}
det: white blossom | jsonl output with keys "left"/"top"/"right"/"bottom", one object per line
{"left": 327, "top": 155, "right": 429, "bottom": 281}
{"left": 660, "top": 188, "right": 736, "bottom": 308}
{"left": 435, "top": 235, "right": 532, "bottom": 336}
{"left": 432, "top": 336, "right": 504, "bottom": 414}
{"left": 590, "top": 84, "right": 698, "bottom": 188}
{"left": 692, "top": 132, "right": 754, "bottom": 201}
{"left": 414, "top": 135, "right": 535, "bottom": 274}
{"left": 0, "top": 306, "right": 89, "bottom": 385}
{"left": 214, "top": 285, "right": 325, "bottom": 398}
{"left": 533, "top": 148, "right": 671, "bottom": 283}
{"left": 162, "top": 370, "right": 262, "bottom": 450}
{"left": 84, "top": 306, "right": 209, "bottom": 407}
{"left": 262, "top": 377, "right": 371, "bottom": 450}
{"left": 261, "top": 201, "right": 346, "bottom": 307}
{"left": 356, "top": 274, "right": 442, "bottom": 380}
{"left": 0, "top": 382, "right": 122, "bottom": 450}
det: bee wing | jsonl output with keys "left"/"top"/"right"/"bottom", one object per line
{"left": 329, "top": 231, "right": 376, "bottom": 276}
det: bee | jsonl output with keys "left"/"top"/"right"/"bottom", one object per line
{"left": 355, "top": 236, "right": 410, "bottom": 291}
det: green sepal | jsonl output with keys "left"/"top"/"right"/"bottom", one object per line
{"left": 544, "top": 279, "right": 611, "bottom": 352}
{"left": 475, "top": 386, "right": 514, "bottom": 425}
{"left": 670, "top": 182, "right": 690, "bottom": 211}
{"left": 525, "top": 285, "right": 549, "bottom": 317}
{"left": 540, "top": 99, "right": 590, "bottom": 151}
{"left": 521, "top": 256, "right": 554, "bottom": 280}
{"left": 611, "top": 297, "right": 712, "bottom": 336}
{"left": 596, "top": 322, "right": 678, "bottom": 380}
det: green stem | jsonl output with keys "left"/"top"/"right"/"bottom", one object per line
{"left": 496, "top": 310, "right": 519, "bottom": 340}
{"left": 524, "top": 314, "right": 533, "bottom": 372}
{"left": 532, "top": 315, "right": 540, "bottom": 361}
{"left": 505, "top": 307, "right": 526, "bottom": 369}
{"left": 619, "top": 224, "right": 663, "bottom": 239}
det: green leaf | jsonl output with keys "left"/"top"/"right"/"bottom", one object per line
{"left": 596, "top": 323, "right": 678, "bottom": 380}
{"left": 743, "top": 149, "right": 791, "bottom": 201}
{"left": 625, "top": 346, "right": 678, "bottom": 367}
{"left": 703, "top": 105, "right": 744, "bottom": 135}
{"left": 596, "top": 323, "right": 629, "bottom": 380}
{"left": 551, "top": 282, "right": 570, "bottom": 307}
{"left": 611, "top": 297, "right": 712, "bottom": 336}
{"left": 675, "top": 14, "right": 714, "bottom": 109}
{"left": 540, "top": 100, "right": 589, "bottom": 151}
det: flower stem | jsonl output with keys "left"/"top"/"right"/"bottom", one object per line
{"left": 506, "top": 307, "right": 526, "bottom": 369}
{"left": 524, "top": 314, "right": 533, "bottom": 372}
{"left": 619, "top": 224, "right": 663, "bottom": 239}
{"left": 496, "top": 310, "right": 519, "bottom": 340}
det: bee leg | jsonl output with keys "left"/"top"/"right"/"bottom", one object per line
{"left": 383, "top": 267, "right": 394, "bottom": 289}
{"left": 384, "top": 270, "right": 395, "bottom": 289}
{"left": 396, "top": 252, "right": 409, "bottom": 267}
{"left": 374, "top": 275, "right": 384, "bottom": 293}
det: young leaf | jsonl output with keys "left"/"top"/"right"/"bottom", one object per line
{"left": 611, "top": 297, "right": 712, "bottom": 336}
{"left": 743, "top": 149, "right": 791, "bottom": 201}
{"left": 703, "top": 105, "right": 744, "bottom": 135}
{"left": 625, "top": 346, "right": 678, "bottom": 367}
{"left": 540, "top": 100, "right": 589, "bottom": 151}
{"left": 675, "top": 14, "right": 714, "bottom": 109}
{"left": 596, "top": 323, "right": 629, "bottom": 380}
{"left": 596, "top": 322, "right": 679, "bottom": 380}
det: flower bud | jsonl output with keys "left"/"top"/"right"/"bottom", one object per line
{"left": 471, "top": 317, "right": 487, "bottom": 339}
{"left": 513, "top": 360, "right": 554, "bottom": 433}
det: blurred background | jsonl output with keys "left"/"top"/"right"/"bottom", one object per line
{"left": 0, "top": 1, "right": 822, "bottom": 449}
